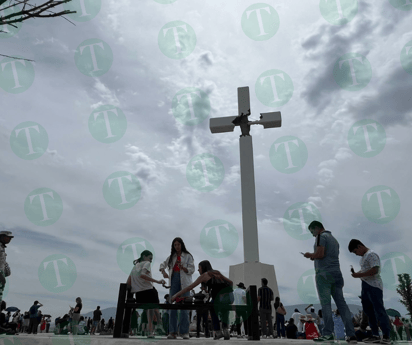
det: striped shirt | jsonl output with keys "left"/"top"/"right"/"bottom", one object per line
{"left": 258, "top": 286, "right": 273, "bottom": 310}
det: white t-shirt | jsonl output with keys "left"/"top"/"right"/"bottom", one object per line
{"left": 233, "top": 288, "right": 247, "bottom": 305}
{"left": 130, "top": 261, "right": 153, "bottom": 293}
{"left": 359, "top": 250, "right": 383, "bottom": 290}
{"left": 292, "top": 312, "right": 303, "bottom": 332}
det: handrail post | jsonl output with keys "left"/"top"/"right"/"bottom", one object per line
{"left": 113, "top": 283, "right": 127, "bottom": 338}
{"left": 247, "top": 285, "right": 260, "bottom": 340}
{"left": 122, "top": 289, "right": 134, "bottom": 336}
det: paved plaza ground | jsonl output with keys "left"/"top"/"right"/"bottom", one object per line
{"left": 1, "top": 334, "right": 412, "bottom": 345}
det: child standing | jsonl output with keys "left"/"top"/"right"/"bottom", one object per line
{"left": 127, "top": 250, "right": 165, "bottom": 338}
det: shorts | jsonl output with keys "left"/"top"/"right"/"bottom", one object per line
{"left": 93, "top": 321, "right": 99, "bottom": 327}
{"left": 134, "top": 287, "right": 159, "bottom": 305}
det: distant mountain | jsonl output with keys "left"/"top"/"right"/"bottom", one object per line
{"left": 82, "top": 307, "right": 118, "bottom": 322}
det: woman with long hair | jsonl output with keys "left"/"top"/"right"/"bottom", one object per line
{"left": 274, "top": 296, "right": 286, "bottom": 339}
{"left": 71, "top": 297, "right": 82, "bottom": 335}
{"left": 159, "top": 237, "right": 195, "bottom": 340}
{"left": 171, "top": 260, "right": 234, "bottom": 340}
{"left": 127, "top": 250, "right": 165, "bottom": 338}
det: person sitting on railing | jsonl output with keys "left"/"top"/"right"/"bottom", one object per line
{"left": 126, "top": 250, "right": 166, "bottom": 339}
{"left": 171, "top": 260, "right": 234, "bottom": 341}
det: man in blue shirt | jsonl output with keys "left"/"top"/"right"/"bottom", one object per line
{"left": 27, "top": 301, "right": 43, "bottom": 334}
{"left": 304, "top": 221, "right": 357, "bottom": 343}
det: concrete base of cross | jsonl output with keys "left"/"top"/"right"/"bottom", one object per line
{"left": 229, "top": 262, "right": 280, "bottom": 310}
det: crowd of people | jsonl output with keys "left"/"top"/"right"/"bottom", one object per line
{"left": 0, "top": 227, "right": 411, "bottom": 343}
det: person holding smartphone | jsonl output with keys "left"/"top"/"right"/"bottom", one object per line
{"left": 348, "top": 239, "right": 391, "bottom": 344}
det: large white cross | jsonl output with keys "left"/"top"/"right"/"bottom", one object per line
{"left": 210, "top": 86, "right": 281, "bottom": 262}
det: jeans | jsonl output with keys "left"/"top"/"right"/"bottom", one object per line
{"left": 361, "top": 281, "right": 391, "bottom": 337}
{"left": 315, "top": 271, "right": 355, "bottom": 337}
{"left": 319, "top": 323, "right": 325, "bottom": 336}
{"left": 169, "top": 272, "right": 189, "bottom": 334}
{"left": 276, "top": 313, "right": 286, "bottom": 337}
{"left": 260, "top": 309, "right": 273, "bottom": 336}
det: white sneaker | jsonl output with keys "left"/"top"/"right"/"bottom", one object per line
{"left": 182, "top": 333, "right": 190, "bottom": 339}
{"left": 262, "top": 335, "right": 267, "bottom": 339}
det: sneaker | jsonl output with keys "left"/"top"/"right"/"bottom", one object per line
{"left": 364, "top": 336, "right": 381, "bottom": 343}
{"left": 214, "top": 330, "right": 224, "bottom": 340}
{"left": 380, "top": 336, "right": 391, "bottom": 344}
{"left": 314, "top": 334, "right": 335, "bottom": 342}
{"left": 346, "top": 336, "right": 358, "bottom": 344}
{"left": 262, "top": 335, "right": 267, "bottom": 339}
{"left": 223, "top": 329, "right": 230, "bottom": 340}
{"left": 237, "top": 335, "right": 242, "bottom": 338}
{"left": 182, "top": 333, "right": 190, "bottom": 339}
{"left": 167, "top": 333, "right": 177, "bottom": 339}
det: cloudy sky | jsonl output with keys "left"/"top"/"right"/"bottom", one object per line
{"left": 0, "top": 0, "right": 412, "bottom": 320}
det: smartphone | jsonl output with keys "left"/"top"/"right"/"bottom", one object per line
{"left": 300, "top": 252, "right": 305, "bottom": 255}
{"left": 350, "top": 265, "right": 355, "bottom": 273}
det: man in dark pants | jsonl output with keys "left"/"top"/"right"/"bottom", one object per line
{"left": 27, "top": 301, "right": 43, "bottom": 334}
{"left": 304, "top": 221, "right": 357, "bottom": 343}
{"left": 258, "top": 278, "right": 274, "bottom": 338}
{"left": 349, "top": 239, "right": 391, "bottom": 345}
